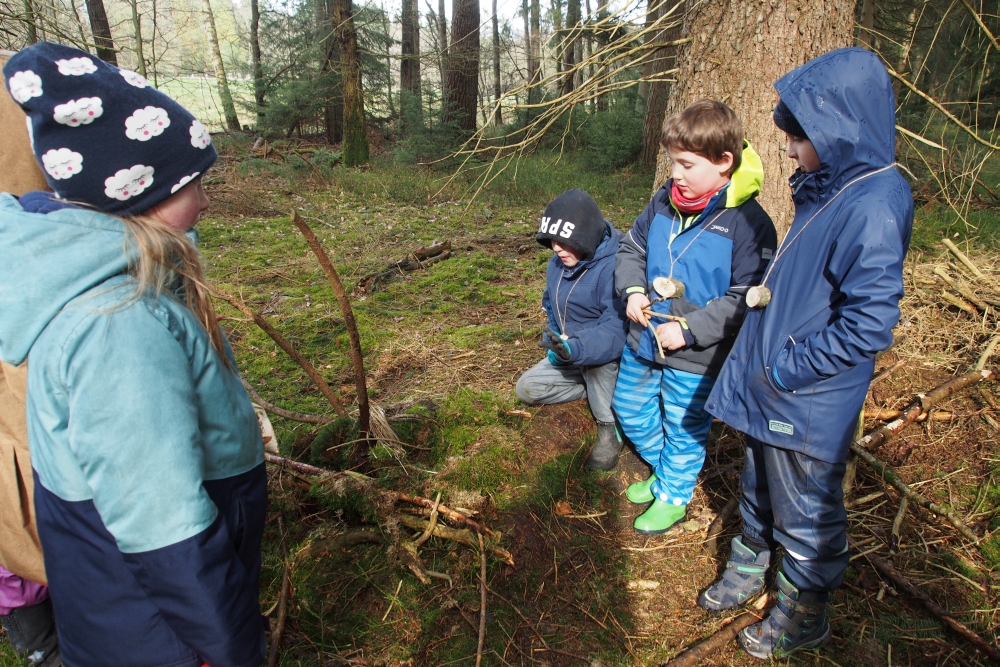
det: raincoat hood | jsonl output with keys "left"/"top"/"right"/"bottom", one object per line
{"left": 725, "top": 141, "right": 765, "bottom": 208}
{"left": 0, "top": 193, "right": 129, "bottom": 364}
{"left": 774, "top": 48, "right": 896, "bottom": 187}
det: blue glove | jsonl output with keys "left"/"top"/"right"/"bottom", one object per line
{"left": 538, "top": 326, "right": 572, "bottom": 365}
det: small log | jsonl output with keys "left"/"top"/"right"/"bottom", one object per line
{"left": 942, "top": 239, "right": 987, "bottom": 281}
{"left": 864, "top": 552, "right": 1000, "bottom": 662}
{"left": 869, "top": 408, "right": 955, "bottom": 422}
{"left": 301, "top": 527, "right": 381, "bottom": 558}
{"left": 413, "top": 241, "right": 452, "bottom": 260}
{"left": 292, "top": 211, "right": 371, "bottom": 441}
{"left": 214, "top": 289, "right": 347, "bottom": 416}
{"left": 890, "top": 497, "right": 907, "bottom": 553}
{"left": 266, "top": 516, "right": 292, "bottom": 667}
{"left": 933, "top": 266, "right": 991, "bottom": 311}
{"left": 705, "top": 496, "right": 740, "bottom": 556}
{"left": 941, "top": 291, "right": 978, "bottom": 314}
{"left": 664, "top": 611, "right": 765, "bottom": 667}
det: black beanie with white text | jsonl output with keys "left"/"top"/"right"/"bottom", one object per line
{"left": 535, "top": 189, "right": 607, "bottom": 261}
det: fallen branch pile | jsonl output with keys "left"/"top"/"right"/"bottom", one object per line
{"left": 356, "top": 241, "right": 452, "bottom": 294}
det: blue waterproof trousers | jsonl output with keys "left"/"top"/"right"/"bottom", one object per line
{"left": 612, "top": 347, "right": 714, "bottom": 506}
{"left": 740, "top": 436, "right": 850, "bottom": 592}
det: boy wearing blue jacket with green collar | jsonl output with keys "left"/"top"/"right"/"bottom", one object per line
{"left": 700, "top": 49, "right": 914, "bottom": 659}
{"left": 613, "top": 100, "right": 777, "bottom": 535}
{"left": 516, "top": 190, "right": 628, "bottom": 470}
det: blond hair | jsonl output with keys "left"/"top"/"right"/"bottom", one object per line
{"left": 119, "top": 214, "right": 228, "bottom": 364}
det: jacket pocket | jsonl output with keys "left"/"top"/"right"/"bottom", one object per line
{"left": 764, "top": 336, "right": 795, "bottom": 393}
{"left": 232, "top": 498, "right": 247, "bottom": 555}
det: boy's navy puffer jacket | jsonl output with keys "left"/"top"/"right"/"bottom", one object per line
{"left": 542, "top": 221, "right": 628, "bottom": 366}
{"left": 707, "top": 48, "right": 914, "bottom": 464}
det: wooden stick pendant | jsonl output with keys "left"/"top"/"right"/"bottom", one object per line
{"left": 746, "top": 285, "right": 771, "bottom": 309}
{"left": 652, "top": 276, "right": 685, "bottom": 300}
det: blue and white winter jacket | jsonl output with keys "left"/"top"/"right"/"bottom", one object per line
{"left": 616, "top": 144, "right": 777, "bottom": 376}
{"left": 0, "top": 193, "right": 267, "bottom": 667}
{"left": 706, "top": 48, "right": 915, "bottom": 464}
{"left": 542, "top": 221, "right": 627, "bottom": 367}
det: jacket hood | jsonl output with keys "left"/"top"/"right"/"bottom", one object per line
{"left": 725, "top": 141, "right": 764, "bottom": 208}
{"left": 0, "top": 193, "right": 130, "bottom": 364}
{"left": 563, "top": 220, "right": 621, "bottom": 275}
{"left": 775, "top": 48, "right": 896, "bottom": 186}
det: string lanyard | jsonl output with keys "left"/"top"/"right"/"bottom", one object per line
{"left": 665, "top": 210, "right": 727, "bottom": 282}
{"left": 554, "top": 267, "right": 589, "bottom": 337}
{"left": 746, "top": 164, "right": 897, "bottom": 309}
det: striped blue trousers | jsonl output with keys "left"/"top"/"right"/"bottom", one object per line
{"left": 611, "top": 346, "right": 714, "bottom": 505}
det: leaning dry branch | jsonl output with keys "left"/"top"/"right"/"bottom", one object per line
{"left": 933, "top": 265, "right": 990, "bottom": 310}
{"left": 705, "top": 496, "right": 740, "bottom": 556}
{"left": 664, "top": 610, "right": 765, "bottom": 667}
{"left": 291, "top": 210, "right": 370, "bottom": 439}
{"left": 215, "top": 289, "right": 347, "bottom": 416}
{"left": 266, "top": 515, "right": 292, "bottom": 667}
{"left": 864, "top": 552, "right": 1000, "bottom": 662}
{"left": 850, "top": 446, "right": 979, "bottom": 543}
{"left": 241, "top": 376, "right": 334, "bottom": 424}
{"left": 977, "top": 334, "right": 1000, "bottom": 371}
{"left": 857, "top": 369, "right": 995, "bottom": 451}
{"left": 265, "top": 453, "right": 373, "bottom": 483}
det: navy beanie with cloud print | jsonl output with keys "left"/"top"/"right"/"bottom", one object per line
{"left": 3, "top": 41, "right": 217, "bottom": 215}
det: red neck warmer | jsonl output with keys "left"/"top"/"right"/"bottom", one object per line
{"left": 671, "top": 181, "right": 727, "bottom": 214}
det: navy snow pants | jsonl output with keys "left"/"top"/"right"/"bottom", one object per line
{"left": 739, "top": 436, "right": 849, "bottom": 593}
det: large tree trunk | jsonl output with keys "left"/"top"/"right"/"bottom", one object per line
{"left": 639, "top": 0, "right": 682, "bottom": 168}
{"left": 561, "top": 0, "right": 580, "bottom": 95}
{"left": 85, "top": 0, "right": 117, "bottom": 65}
{"left": 438, "top": 0, "right": 449, "bottom": 85}
{"left": 654, "top": 0, "right": 856, "bottom": 235}
{"left": 23, "top": 0, "right": 38, "bottom": 43}
{"left": 492, "top": 0, "right": 502, "bottom": 123}
{"left": 317, "top": 0, "right": 341, "bottom": 143}
{"left": 529, "top": 0, "right": 541, "bottom": 105}
{"left": 443, "top": 0, "right": 480, "bottom": 130}
{"left": 250, "top": 0, "right": 265, "bottom": 120}
{"left": 201, "top": 0, "right": 240, "bottom": 131}
{"left": 521, "top": 0, "right": 532, "bottom": 84}
{"left": 334, "top": 0, "right": 369, "bottom": 165}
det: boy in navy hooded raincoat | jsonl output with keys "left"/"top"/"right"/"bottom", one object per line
{"left": 516, "top": 190, "right": 628, "bottom": 470}
{"left": 699, "top": 49, "right": 914, "bottom": 659}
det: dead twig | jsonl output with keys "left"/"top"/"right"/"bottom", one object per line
{"left": 857, "top": 369, "right": 995, "bottom": 451}
{"left": 397, "top": 492, "right": 498, "bottom": 538}
{"left": 241, "top": 376, "right": 333, "bottom": 424}
{"left": 266, "top": 515, "right": 292, "bottom": 667}
{"left": 476, "top": 533, "right": 487, "bottom": 667}
{"left": 291, "top": 210, "right": 370, "bottom": 440}
{"left": 397, "top": 513, "right": 514, "bottom": 565}
{"left": 705, "top": 496, "right": 740, "bottom": 556}
{"left": 664, "top": 610, "right": 766, "bottom": 667}
{"left": 214, "top": 289, "right": 346, "bottom": 416}
{"left": 890, "top": 497, "right": 907, "bottom": 553}
{"left": 977, "top": 334, "right": 1000, "bottom": 371}
{"left": 864, "top": 551, "right": 1000, "bottom": 662}
{"left": 942, "top": 239, "right": 987, "bottom": 281}
{"left": 870, "top": 359, "right": 907, "bottom": 388}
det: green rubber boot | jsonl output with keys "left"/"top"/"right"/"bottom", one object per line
{"left": 626, "top": 473, "right": 657, "bottom": 504}
{"left": 633, "top": 499, "right": 686, "bottom": 534}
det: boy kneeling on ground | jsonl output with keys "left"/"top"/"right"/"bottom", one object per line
{"left": 516, "top": 190, "right": 628, "bottom": 470}
{"left": 701, "top": 48, "right": 914, "bottom": 659}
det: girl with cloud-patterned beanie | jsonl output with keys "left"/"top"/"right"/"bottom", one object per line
{"left": 1, "top": 42, "right": 266, "bottom": 667}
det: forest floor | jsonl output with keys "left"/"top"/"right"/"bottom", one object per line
{"left": 3, "top": 136, "right": 1000, "bottom": 667}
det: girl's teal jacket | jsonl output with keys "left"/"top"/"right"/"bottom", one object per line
{"left": 0, "top": 193, "right": 267, "bottom": 667}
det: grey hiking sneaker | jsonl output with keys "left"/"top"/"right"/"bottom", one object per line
{"left": 586, "top": 422, "right": 623, "bottom": 470}
{"left": 0, "top": 599, "right": 62, "bottom": 666}
{"left": 697, "top": 535, "right": 771, "bottom": 612}
{"left": 738, "top": 571, "right": 831, "bottom": 660}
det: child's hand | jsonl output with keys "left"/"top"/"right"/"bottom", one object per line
{"left": 626, "top": 293, "right": 652, "bottom": 325}
{"left": 656, "top": 321, "right": 688, "bottom": 351}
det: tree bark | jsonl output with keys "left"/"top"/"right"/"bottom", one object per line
{"left": 401, "top": 0, "right": 419, "bottom": 96}
{"left": 22, "top": 0, "right": 38, "bottom": 44}
{"left": 561, "top": 0, "right": 580, "bottom": 95}
{"left": 85, "top": 0, "right": 117, "bottom": 65}
{"left": 318, "top": 0, "right": 341, "bottom": 143}
{"left": 334, "top": 0, "right": 369, "bottom": 165}
{"left": 492, "top": 0, "right": 502, "bottom": 123}
{"left": 443, "top": 0, "right": 480, "bottom": 130}
{"left": 130, "top": 0, "right": 147, "bottom": 77}
{"left": 250, "top": 0, "right": 265, "bottom": 119}
{"left": 521, "top": 0, "right": 532, "bottom": 85}
{"left": 856, "top": 0, "right": 875, "bottom": 48}
{"left": 438, "top": 0, "right": 449, "bottom": 84}
{"left": 529, "top": 0, "right": 541, "bottom": 106}
{"left": 639, "top": 0, "right": 682, "bottom": 168}
{"left": 201, "top": 0, "right": 241, "bottom": 131}
{"left": 654, "top": 0, "right": 856, "bottom": 235}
